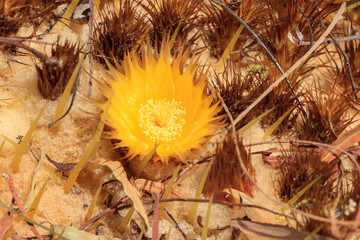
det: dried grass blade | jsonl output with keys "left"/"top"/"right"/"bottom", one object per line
{"left": 304, "top": 224, "right": 325, "bottom": 240}
{"left": 227, "top": 188, "right": 277, "bottom": 224}
{"left": 137, "top": 227, "right": 145, "bottom": 240}
{"left": 24, "top": 150, "right": 45, "bottom": 210}
{"left": 11, "top": 104, "right": 47, "bottom": 171}
{"left": 85, "top": 183, "right": 102, "bottom": 222}
{"left": 159, "top": 165, "right": 181, "bottom": 217}
{"left": 238, "top": 108, "right": 274, "bottom": 136}
{"left": 134, "top": 144, "right": 159, "bottom": 178}
{"left": 262, "top": 105, "right": 296, "bottom": 141}
{"left": 286, "top": 175, "right": 321, "bottom": 207}
{"left": 1, "top": 136, "right": 18, "bottom": 149}
{"left": 27, "top": 179, "right": 50, "bottom": 219}
{"left": 63, "top": 121, "right": 104, "bottom": 192}
{"left": 347, "top": 1, "right": 360, "bottom": 11}
{"left": 62, "top": 0, "right": 80, "bottom": 24}
{"left": 119, "top": 206, "right": 135, "bottom": 233}
{"left": 189, "top": 159, "right": 214, "bottom": 223}
{"left": 6, "top": 93, "right": 29, "bottom": 109}
{"left": 201, "top": 194, "right": 214, "bottom": 240}
{"left": 165, "top": 228, "right": 171, "bottom": 240}
{"left": 0, "top": 139, "right": 6, "bottom": 154}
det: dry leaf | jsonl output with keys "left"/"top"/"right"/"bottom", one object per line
{"left": 89, "top": 158, "right": 149, "bottom": 229}
{"left": 231, "top": 219, "right": 331, "bottom": 240}
{"left": 46, "top": 154, "right": 76, "bottom": 172}
{"left": 53, "top": 225, "right": 121, "bottom": 240}
{"left": 223, "top": 188, "right": 278, "bottom": 224}
{"left": 321, "top": 124, "right": 360, "bottom": 162}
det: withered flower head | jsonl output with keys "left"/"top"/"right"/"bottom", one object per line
{"left": 203, "top": 133, "right": 255, "bottom": 201}
{"left": 93, "top": 0, "right": 148, "bottom": 67}
{"left": 36, "top": 39, "right": 81, "bottom": 100}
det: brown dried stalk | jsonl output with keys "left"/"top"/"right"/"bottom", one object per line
{"left": 152, "top": 193, "right": 160, "bottom": 240}
{"left": 2, "top": 173, "right": 44, "bottom": 240}
{"left": 0, "top": 37, "right": 60, "bottom": 66}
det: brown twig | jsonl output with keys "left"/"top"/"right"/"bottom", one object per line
{"left": 2, "top": 173, "right": 44, "bottom": 240}
{"left": 164, "top": 208, "right": 188, "bottom": 240}
{"left": 37, "top": 2, "right": 71, "bottom": 40}
{"left": 0, "top": 38, "right": 60, "bottom": 67}
{"left": 243, "top": 140, "right": 359, "bottom": 172}
{"left": 0, "top": 198, "right": 14, "bottom": 239}
{"left": 152, "top": 193, "right": 160, "bottom": 240}
{"left": 296, "top": 35, "right": 360, "bottom": 45}
{"left": 294, "top": 0, "right": 313, "bottom": 45}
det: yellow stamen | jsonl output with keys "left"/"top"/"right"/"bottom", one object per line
{"left": 139, "top": 99, "right": 186, "bottom": 143}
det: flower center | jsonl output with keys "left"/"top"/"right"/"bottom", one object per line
{"left": 139, "top": 99, "right": 186, "bottom": 143}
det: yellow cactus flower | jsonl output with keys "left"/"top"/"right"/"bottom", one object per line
{"left": 101, "top": 39, "right": 222, "bottom": 164}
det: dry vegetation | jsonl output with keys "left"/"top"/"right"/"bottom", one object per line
{"left": 0, "top": 0, "right": 360, "bottom": 239}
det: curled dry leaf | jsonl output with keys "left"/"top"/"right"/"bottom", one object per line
{"left": 231, "top": 219, "right": 331, "bottom": 240}
{"left": 88, "top": 158, "right": 149, "bottom": 229}
{"left": 45, "top": 154, "right": 77, "bottom": 172}
{"left": 321, "top": 123, "right": 360, "bottom": 162}
{"left": 251, "top": 148, "right": 281, "bottom": 166}
{"left": 223, "top": 188, "right": 277, "bottom": 224}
